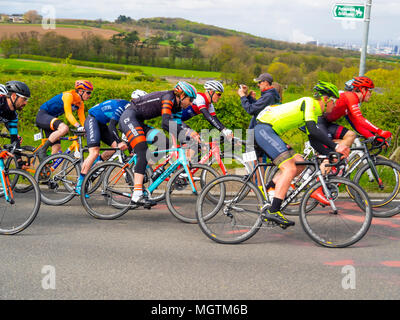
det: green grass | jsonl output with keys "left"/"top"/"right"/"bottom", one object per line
{"left": 0, "top": 58, "right": 126, "bottom": 75}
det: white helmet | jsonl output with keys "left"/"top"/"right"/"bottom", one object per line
{"left": 0, "top": 84, "right": 8, "bottom": 96}
{"left": 204, "top": 80, "right": 224, "bottom": 93}
{"left": 131, "top": 89, "right": 148, "bottom": 99}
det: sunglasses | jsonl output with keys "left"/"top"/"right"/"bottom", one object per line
{"left": 84, "top": 91, "right": 92, "bottom": 95}
{"left": 327, "top": 97, "right": 337, "bottom": 103}
{"left": 16, "top": 93, "right": 29, "bottom": 102}
{"left": 215, "top": 92, "right": 222, "bottom": 96}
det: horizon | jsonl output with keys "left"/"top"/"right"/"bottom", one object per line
{"left": 2, "top": 0, "right": 400, "bottom": 45}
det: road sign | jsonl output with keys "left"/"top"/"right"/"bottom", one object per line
{"left": 333, "top": 3, "right": 366, "bottom": 20}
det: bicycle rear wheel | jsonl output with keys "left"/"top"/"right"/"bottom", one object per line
{"left": 81, "top": 162, "right": 134, "bottom": 220}
{"left": 165, "top": 164, "right": 220, "bottom": 223}
{"left": 196, "top": 175, "right": 264, "bottom": 244}
{"left": 34, "top": 153, "right": 80, "bottom": 205}
{"left": 299, "top": 177, "right": 372, "bottom": 248}
{"left": 0, "top": 169, "right": 41, "bottom": 235}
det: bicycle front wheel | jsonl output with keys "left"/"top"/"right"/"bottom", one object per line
{"left": 34, "top": 153, "right": 80, "bottom": 205}
{"left": 81, "top": 162, "right": 134, "bottom": 220}
{"left": 352, "top": 159, "right": 400, "bottom": 217}
{"left": 300, "top": 177, "right": 372, "bottom": 248}
{"left": 165, "top": 164, "right": 220, "bottom": 223}
{"left": 0, "top": 169, "right": 41, "bottom": 235}
{"left": 196, "top": 175, "right": 264, "bottom": 244}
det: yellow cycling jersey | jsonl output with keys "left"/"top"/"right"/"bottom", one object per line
{"left": 256, "top": 97, "right": 322, "bottom": 135}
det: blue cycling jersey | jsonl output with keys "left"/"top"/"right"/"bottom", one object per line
{"left": 88, "top": 99, "right": 130, "bottom": 124}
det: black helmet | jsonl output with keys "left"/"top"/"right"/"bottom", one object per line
{"left": 5, "top": 81, "right": 31, "bottom": 98}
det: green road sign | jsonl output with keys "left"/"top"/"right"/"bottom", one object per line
{"left": 333, "top": 3, "right": 366, "bottom": 20}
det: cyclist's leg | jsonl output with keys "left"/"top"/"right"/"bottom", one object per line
{"left": 35, "top": 110, "right": 65, "bottom": 158}
{"left": 254, "top": 123, "right": 297, "bottom": 227}
{"left": 119, "top": 110, "right": 154, "bottom": 206}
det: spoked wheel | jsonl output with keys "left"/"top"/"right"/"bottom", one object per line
{"left": 81, "top": 162, "right": 135, "bottom": 220}
{"left": 196, "top": 175, "right": 264, "bottom": 244}
{"left": 299, "top": 177, "right": 372, "bottom": 248}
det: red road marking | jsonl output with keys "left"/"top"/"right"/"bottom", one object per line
{"left": 381, "top": 261, "right": 400, "bottom": 268}
{"left": 324, "top": 260, "right": 355, "bottom": 266}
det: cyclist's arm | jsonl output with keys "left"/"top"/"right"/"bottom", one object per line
{"left": 305, "top": 121, "right": 337, "bottom": 150}
{"left": 200, "top": 108, "right": 225, "bottom": 131}
{"left": 347, "top": 103, "right": 378, "bottom": 138}
{"left": 77, "top": 103, "right": 86, "bottom": 127}
{"left": 108, "top": 119, "right": 121, "bottom": 143}
{"left": 161, "top": 100, "right": 184, "bottom": 134}
{"left": 5, "top": 118, "right": 20, "bottom": 148}
{"left": 240, "top": 94, "right": 274, "bottom": 116}
{"left": 62, "top": 93, "right": 81, "bottom": 128}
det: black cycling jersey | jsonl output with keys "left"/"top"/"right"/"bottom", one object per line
{"left": 0, "top": 96, "right": 19, "bottom": 147}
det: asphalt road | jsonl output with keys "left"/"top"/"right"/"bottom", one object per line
{"left": 1, "top": 196, "right": 400, "bottom": 301}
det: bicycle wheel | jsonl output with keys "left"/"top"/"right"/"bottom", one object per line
{"left": 352, "top": 158, "right": 400, "bottom": 217}
{"left": 299, "top": 177, "right": 372, "bottom": 248}
{"left": 0, "top": 169, "right": 41, "bottom": 235}
{"left": 81, "top": 162, "right": 134, "bottom": 220}
{"left": 34, "top": 153, "right": 80, "bottom": 205}
{"left": 196, "top": 175, "right": 264, "bottom": 244}
{"left": 165, "top": 164, "right": 220, "bottom": 223}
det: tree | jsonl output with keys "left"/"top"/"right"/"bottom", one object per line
{"left": 23, "top": 10, "right": 42, "bottom": 24}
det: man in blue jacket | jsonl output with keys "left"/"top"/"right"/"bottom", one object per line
{"left": 238, "top": 73, "right": 281, "bottom": 194}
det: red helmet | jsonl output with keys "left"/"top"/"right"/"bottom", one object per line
{"left": 75, "top": 80, "right": 94, "bottom": 91}
{"left": 352, "top": 76, "right": 374, "bottom": 90}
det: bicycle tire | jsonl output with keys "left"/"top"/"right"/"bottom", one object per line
{"left": 196, "top": 175, "right": 264, "bottom": 244}
{"left": 81, "top": 161, "right": 135, "bottom": 220}
{"left": 34, "top": 153, "right": 80, "bottom": 205}
{"left": 299, "top": 177, "right": 372, "bottom": 248}
{"left": 352, "top": 158, "right": 400, "bottom": 217}
{"left": 0, "top": 169, "right": 41, "bottom": 235}
{"left": 165, "top": 163, "right": 220, "bottom": 223}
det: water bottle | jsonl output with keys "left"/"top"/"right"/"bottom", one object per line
{"left": 302, "top": 167, "right": 313, "bottom": 181}
{"left": 151, "top": 165, "right": 166, "bottom": 181}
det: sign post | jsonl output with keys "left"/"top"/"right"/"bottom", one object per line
{"left": 332, "top": 1, "right": 372, "bottom": 76}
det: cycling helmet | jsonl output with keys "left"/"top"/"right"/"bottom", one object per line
{"left": 174, "top": 81, "right": 197, "bottom": 99}
{"left": 0, "top": 84, "right": 8, "bottom": 96}
{"left": 5, "top": 81, "right": 31, "bottom": 98}
{"left": 204, "top": 80, "right": 224, "bottom": 93}
{"left": 344, "top": 79, "right": 355, "bottom": 91}
{"left": 131, "top": 89, "right": 148, "bottom": 99}
{"left": 352, "top": 76, "right": 374, "bottom": 90}
{"left": 75, "top": 80, "right": 94, "bottom": 91}
{"left": 313, "top": 81, "right": 340, "bottom": 99}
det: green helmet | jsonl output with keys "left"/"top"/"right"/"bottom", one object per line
{"left": 313, "top": 81, "right": 339, "bottom": 99}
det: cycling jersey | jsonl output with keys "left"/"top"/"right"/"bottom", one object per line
{"left": 0, "top": 96, "right": 19, "bottom": 146}
{"left": 257, "top": 97, "right": 321, "bottom": 135}
{"left": 88, "top": 99, "right": 129, "bottom": 124}
{"left": 39, "top": 90, "right": 85, "bottom": 127}
{"left": 325, "top": 91, "right": 379, "bottom": 138}
{"left": 173, "top": 92, "right": 225, "bottom": 131}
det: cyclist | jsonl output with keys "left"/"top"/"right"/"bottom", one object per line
{"left": 173, "top": 80, "right": 233, "bottom": 140}
{"left": 254, "top": 81, "right": 350, "bottom": 228}
{"left": 118, "top": 81, "right": 198, "bottom": 207}
{"left": 75, "top": 98, "right": 129, "bottom": 195}
{"left": 310, "top": 76, "right": 391, "bottom": 155}
{"left": 35, "top": 80, "right": 93, "bottom": 160}
{"left": 0, "top": 81, "right": 30, "bottom": 168}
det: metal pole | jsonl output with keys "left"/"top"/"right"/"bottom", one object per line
{"left": 359, "top": 0, "right": 372, "bottom": 76}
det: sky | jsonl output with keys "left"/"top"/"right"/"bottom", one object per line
{"left": 3, "top": 0, "right": 400, "bottom": 45}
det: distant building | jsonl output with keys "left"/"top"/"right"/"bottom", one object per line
{"left": 7, "top": 14, "right": 24, "bottom": 23}
{"left": 306, "top": 40, "right": 318, "bottom": 46}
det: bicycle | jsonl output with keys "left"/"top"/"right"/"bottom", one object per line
{"left": 33, "top": 129, "right": 128, "bottom": 206}
{"left": 80, "top": 142, "right": 221, "bottom": 223}
{"left": 0, "top": 143, "right": 41, "bottom": 235}
{"left": 196, "top": 152, "right": 373, "bottom": 248}
{"left": 267, "top": 135, "right": 400, "bottom": 217}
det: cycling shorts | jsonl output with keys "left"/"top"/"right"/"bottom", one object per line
{"left": 35, "top": 109, "right": 63, "bottom": 144}
{"left": 254, "top": 123, "right": 297, "bottom": 167}
{"left": 84, "top": 115, "right": 116, "bottom": 148}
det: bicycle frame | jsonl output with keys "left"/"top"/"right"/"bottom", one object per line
{"left": 0, "top": 151, "right": 14, "bottom": 204}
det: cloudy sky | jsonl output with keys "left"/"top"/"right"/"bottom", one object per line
{"left": 3, "top": 0, "right": 400, "bottom": 44}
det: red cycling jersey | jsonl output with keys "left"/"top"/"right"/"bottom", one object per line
{"left": 325, "top": 91, "right": 379, "bottom": 138}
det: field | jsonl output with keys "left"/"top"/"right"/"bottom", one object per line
{"left": 0, "top": 24, "right": 118, "bottom": 39}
